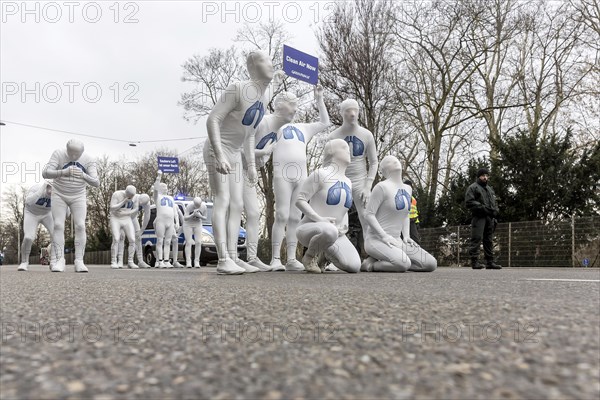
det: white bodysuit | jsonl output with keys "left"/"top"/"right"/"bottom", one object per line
{"left": 20, "top": 183, "right": 54, "bottom": 264}
{"left": 365, "top": 181, "right": 437, "bottom": 272}
{"left": 204, "top": 80, "right": 269, "bottom": 264}
{"left": 328, "top": 126, "right": 378, "bottom": 237}
{"left": 296, "top": 167, "right": 361, "bottom": 273}
{"left": 42, "top": 149, "right": 99, "bottom": 263}
{"left": 271, "top": 120, "right": 329, "bottom": 264}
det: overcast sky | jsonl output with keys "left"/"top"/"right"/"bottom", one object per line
{"left": 0, "top": 0, "right": 324, "bottom": 196}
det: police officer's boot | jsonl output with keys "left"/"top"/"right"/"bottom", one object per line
{"left": 486, "top": 260, "right": 502, "bottom": 269}
{"left": 471, "top": 258, "right": 483, "bottom": 269}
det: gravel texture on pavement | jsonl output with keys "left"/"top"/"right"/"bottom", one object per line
{"left": 1, "top": 265, "right": 599, "bottom": 399}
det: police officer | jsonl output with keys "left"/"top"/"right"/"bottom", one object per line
{"left": 403, "top": 179, "right": 420, "bottom": 245}
{"left": 465, "top": 168, "right": 501, "bottom": 269}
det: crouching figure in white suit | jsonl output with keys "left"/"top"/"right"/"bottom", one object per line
{"left": 18, "top": 182, "right": 54, "bottom": 271}
{"left": 295, "top": 139, "right": 361, "bottom": 274}
{"left": 361, "top": 156, "right": 437, "bottom": 272}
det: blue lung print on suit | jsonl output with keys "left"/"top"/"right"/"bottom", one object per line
{"left": 344, "top": 136, "right": 365, "bottom": 156}
{"left": 283, "top": 126, "right": 305, "bottom": 143}
{"left": 327, "top": 181, "right": 353, "bottom": 209}
{"left": 35, "top": 198, "right": 51, "bottom": 207}
{"left": 62, "top": 161, "right": 87, "bottom": 174}
{"left": 395, "top": 189, "right": 411, "bottom": 211}
{"left": 256, "top": 132, "right": 277, "bottom": 149}
{"left": 122, "top": 200, "right": 134, "bottom": 209}
{"left": 242, "top": 101, "right": 265, "bottom": 129}
{"left": 160, "top": 197, "right": 173, "bottom": 207}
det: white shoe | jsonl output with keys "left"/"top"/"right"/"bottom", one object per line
{"left": 270, "top": 259, "right": 285, "bottom": 272}
{"left": 117, "top": 261, "right": 124, "bottom": 268}
{"left": 74, "top": 260, "right": 89, "bottom": 273}
{"left": 173, "top": 260, "right": 184, "bottom": 268}
{"left": 186, "top": 259, "right": 193, "bottom": 268}
{"left": 286, "top": 259, "right": 305, "bottom": 272}
{"left": 194, "top": 263, "right": 201, "bottom": 268}
{"left": 51, "top": 258, "right": 66, "bottom": 272}
{"left": 18, "top": 262, "right": 28, "bottom": 271}
{"left": 302, "top": 254, "right": 321, "bottom": 274}
{"left": 324, "top": 263, "right": 339, "bottom": 272}
{"left": 138, "top": 260, "right": 150, "bottom": 269}
{"left": 216, "top": 259, "right": 245, "bottom": 275}
{"left": 127, "top": 262, "right": 139, "bottom": 269}
{"left": 164, "top": 261, "right": 173, "bottom": 269}
{"left": 361, "top": 257, "right": 375, "bottom": 272}
{"left": 235, "top": 259, "right": 260, "bottom": 273}
{"left": 248, "top": 258, "right": 273, "bottom": 272}
{"left": 156, "top": 260, "right": 165, "bottom": 268}
{"left": 111, "top": 262, "right": 120, "bottom": 269}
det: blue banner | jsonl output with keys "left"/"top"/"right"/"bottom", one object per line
{"left": 283, "top": 45, "right": 318, "bottom": 85}
{"left": 158, "top": 156, "right": 179, "bottom": 173}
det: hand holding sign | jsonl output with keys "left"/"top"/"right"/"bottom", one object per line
{"left": 273, "top": 70, "right": 286, "bottom": 84}
{"left": 314, "top": 84, "right": 324, "bottom": 102}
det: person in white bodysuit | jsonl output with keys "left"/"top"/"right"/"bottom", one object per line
{"left": 362, "top": 156, "right": 437, "bottom": 272}
{"left": 117, "top": 193, "right": 151, "bottom": 268}
{"left": 241, "top": 88, "right": 301, "bottom": 271}
{"left": 204, "top": 50, "right": 274, "bottom": 275}
{"left": 270, "top": 85, "right": 331, "bottom": 272}
{"left": 327, "top": 100, "right": 378, "bottom": 240}
{"left": 295, "top": 139, "right": 361, "bottom": 273}
{"left": 182, "top": 197, "right": 207, "bottom": 268}
{"left": 18, "top": 182, "right": 54, "bottom": 271}
{"left": 168, "top": 207, "right": 186, "bottom": 268}
{"left": 109, "top": 185, "right": 138, "bottom": 269}
{"left": 42, "top": 139, "right": 99, "bottom": 273}
{"left": 152, "top": 171, "right": 179, "bottom": 268}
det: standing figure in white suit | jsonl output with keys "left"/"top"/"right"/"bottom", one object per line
{"left": 361, "top": 156, "right": 437, "bottom": 272}
{"left": 269, "top": 85, "right": 331, "bottom": 272}
{"left": 152, "top": 171, "right": 179, "bottom": 268}
{"left": 109, "top": 185, "right": 138, "bottom": 269}
{"left": 182, "top": 197, "right": 207, "bottom": 268}
{"left": 169, "top": 207, "right": 186, "bottom": 268}
{"left": 42, "top": 139, "right": 99, "bottom": 273}
{"left": 242, "top": 88, "right": 300, "bottom": 271}
{"left": 18, "top": 182, "right": 54, "bottom": 271}
{"left": 327, "top": 100, "right": 378, "bottom": 239}
{"left": 295, "top": 139, "right": 361, "bottom": 273}
{"left": 118, "top": 193, "right": 152, "bottom": 268}
{"left": 204, "top": 50, "right": 274, "bottom": 275}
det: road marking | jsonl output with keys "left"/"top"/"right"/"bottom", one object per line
{"left": 525, "top": 279, "right": 600, "bottom": 283}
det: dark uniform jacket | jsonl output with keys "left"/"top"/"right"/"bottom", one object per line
{"left": 465, "top": 181, "right": 499, "bottom": 218}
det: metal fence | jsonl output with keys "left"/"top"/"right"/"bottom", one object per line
{"left": 20, "top": 216, "right": 600, "bottom": 268}
{"left": 28, "top": 250, "right": 113, "bottom": 266}
{"left": 419, "top": 216, "right": 599, "bottom": 268}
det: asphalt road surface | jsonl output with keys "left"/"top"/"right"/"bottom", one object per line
{"left": 1, "top": 265, "right": 599, "bottom": 399}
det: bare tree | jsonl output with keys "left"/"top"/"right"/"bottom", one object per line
{"left": 179, "top": 47, "right": 243, "bottom": 123}
{"left": 511, "top": 1, "right": 595, "bottom": 141}
{"left": 317, "top": 0, "right": 401, "bottom": 157}
{"left": 392, "top": 0, "right": 493, "bottom": 224}
{"left": 0, "top": 185, "right": 26, "bottom": 263}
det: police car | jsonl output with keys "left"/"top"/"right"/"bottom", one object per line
{"left": 141, "top": 196, "right": 247, "bottom": 266}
